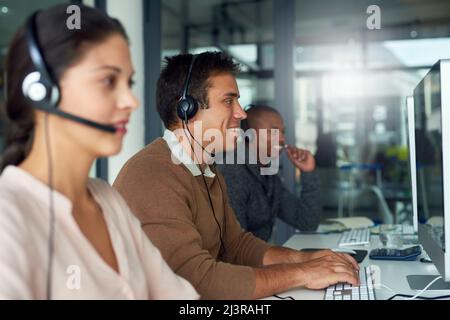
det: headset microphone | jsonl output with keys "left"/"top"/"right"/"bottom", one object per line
{"left": 22, "top": 12, "right": 117, "bottom": 133}
{"left": 31, "top": 104, "right": 118, "bottom": 133}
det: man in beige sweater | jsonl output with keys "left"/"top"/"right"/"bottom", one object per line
{"left": 113, "top": 52, "right": 359, "bottom": 299}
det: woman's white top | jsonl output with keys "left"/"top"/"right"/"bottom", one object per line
{"left": 0, "top": 166, "right": 199, "bottom": 300}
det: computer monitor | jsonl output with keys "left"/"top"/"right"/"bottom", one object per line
{"left": 407, "top": 59, "right": 450, "bottom": 290}
{"left": 406, "top": 96, "right": 418, "bottom": 233}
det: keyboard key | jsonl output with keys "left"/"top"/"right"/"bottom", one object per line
{"left": 338, "top": 228, "right": 371, "bottom": 246}
{"left": 323, "top": 266, "right": 376, "bottom": 301}
{"left": 359, "top": 273, "right": 365, "bottom": 283}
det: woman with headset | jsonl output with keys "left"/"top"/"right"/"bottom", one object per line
{"left": 0, "top": 4, "right": 198, "bottom": 299}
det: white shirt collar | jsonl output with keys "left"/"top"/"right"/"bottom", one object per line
{"left": 162, "top": 129, "right": 215, "bottom": 178}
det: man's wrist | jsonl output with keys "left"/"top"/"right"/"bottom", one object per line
{"left": 290, "top": 249, "right": 308, "bottom": 264}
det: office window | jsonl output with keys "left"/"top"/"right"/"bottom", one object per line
{"left": 294, "top": 0, "right": 450, "bottom": 224}
{"left": 162, "top": 0, "right": 275, "bottom": 109}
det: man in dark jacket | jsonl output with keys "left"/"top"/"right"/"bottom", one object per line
{"left": 217, "top": 105, "right": 321, "bottom": 241}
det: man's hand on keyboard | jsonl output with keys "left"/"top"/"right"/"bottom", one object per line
{"left": 303, "top": 249, "right": 360, "bottom": 271}
{"left": 298, "top": 253, "right": 360, "bottom": 290}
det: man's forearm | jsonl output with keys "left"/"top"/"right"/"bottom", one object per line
{"left": 262, "top": 246, "right": 306, "bottom": 265}
{"left": 252, "top": 263, "right": 306, "bottom": 299}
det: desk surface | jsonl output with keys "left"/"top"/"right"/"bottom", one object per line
{"left": 270, "top": 233, "right": 447, "bottom": 300}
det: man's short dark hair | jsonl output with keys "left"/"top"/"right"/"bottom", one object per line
{"left": 156, "top": 51, "right": 241, "bottom": 129}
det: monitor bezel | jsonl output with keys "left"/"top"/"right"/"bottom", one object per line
{"left": 416, "top": 59, "right": 450, "bottom": 281}
{"left": 406, "top": 96, "right": 418, "bottom": 233}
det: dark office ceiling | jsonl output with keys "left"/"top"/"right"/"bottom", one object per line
{"left": 1, "top": 0, "right": 450, "bottom": 57}
{"left": 162, "top": 0, "right": 450, "bottom": 49}
{"left": 0, "top": 0, "right": 65, "bottom": 49}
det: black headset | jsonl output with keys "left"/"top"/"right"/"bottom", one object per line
{"left": 177, "top": 54, "right": 199, "bottom": 122}
{"left": 22, "top": 11, "right": 117, "bottom": 133}
{"left": 22, "top": 12, "right": 60, "bottom": 110}
{"left": 177, "top": 54, "right": 225, "bottom": 255}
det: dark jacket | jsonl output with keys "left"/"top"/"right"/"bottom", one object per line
{"left": 217, "top": 160, "right": 321, "bottom": 241}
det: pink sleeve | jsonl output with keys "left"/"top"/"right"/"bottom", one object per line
{"left": 140, "top": 234, "right": 200, "bottom": 300}
{"left": 109, "top": 182, "right": 199, "bottom": 300}
{"left": 0, "top": 200, "right": 32, "bottom": 299}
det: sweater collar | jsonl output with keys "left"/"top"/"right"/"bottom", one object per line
{"left": 163, "top": 129, "right": 215, "bottom": 178}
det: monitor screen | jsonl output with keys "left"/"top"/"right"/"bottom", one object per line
{"left": 414, "top": 62, "right": 445, "bottom": 252}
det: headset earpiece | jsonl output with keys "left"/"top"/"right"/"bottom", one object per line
{"left": 22, "top": 70, "right": 60, "bottom": 105}
{"left": 177, "top": 55, "right": 199, "bottom": 123}
{"left": 23, "top": 12, "right": 61, "bottom": 110}
{"left": 177, "top": 94, "right": 198, "bottom": 122}
{"left": 22, "top": 71, "right": 48, "bottom": 102}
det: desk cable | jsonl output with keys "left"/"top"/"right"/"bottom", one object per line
{"left": 370, "top": 273, "right": 448, "bottom": 300}
{"left": 273, "top": 294, "right": 295, "bottom": 300}
{"left": 272, "top": 275, "right": 449, "bottom": 300}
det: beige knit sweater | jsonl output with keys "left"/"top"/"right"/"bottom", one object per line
{"left": 113, "top": 138, "right": 271, "bottom": 299}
